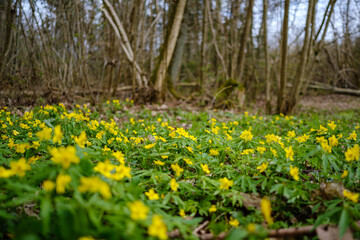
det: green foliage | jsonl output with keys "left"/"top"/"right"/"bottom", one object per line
{"left": 0, "top": 101, "right": 359, "bottom": 239}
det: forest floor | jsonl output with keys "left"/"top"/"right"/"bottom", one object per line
{"left": 1, "top": 98, "right": 359, "bottom": 240}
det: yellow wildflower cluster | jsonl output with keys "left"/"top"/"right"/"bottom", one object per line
{"left": 219, "top": 177, "right": 233, "bottom": 190}
{"left": 261, "top": 197, "right": 273, "bottom": 225}
{"left": 148, "top": 215, "right": 168, "bottom": 240}
{"left": 94, "top": 160, "right": 131, "bottom": 181}
{"left": 128, "top": 201, "right": 149, "bottom": 220}
{"left": 0, "top": 158, "right": 31, "bottom": 178}
{"left": 78, "top": 176, "right": 112, "bottom": 199}
{"left": 50, "top": 146, "right": 80, "bottom": 169}
{"left": 345, "top": 144, "right": 359, "bottom": 162}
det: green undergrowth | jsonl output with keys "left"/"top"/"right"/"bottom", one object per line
{"left": 0, "top": 99, "right": 359, "bottom": 240}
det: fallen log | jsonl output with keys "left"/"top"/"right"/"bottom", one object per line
{"left": 286, "top": 82, "right": 360, "bottom": 96}
{"left": 308, "top": 82, "right": 360, "bottom": 96}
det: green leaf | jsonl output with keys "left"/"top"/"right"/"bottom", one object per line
{"left": 40, "top": 197, "right": 52, "bottom": 235}
{"left": 314, "top": 207, "right": 341, "bottom": 227}
{"left": 163, "top": 193, "right": 171, "bottom": 205}
{"left": 338, "top": 208, "right": 350, "bottom": 238}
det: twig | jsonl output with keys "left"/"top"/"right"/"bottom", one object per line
{"left": 193, "top": 220, "right": 209, "bottom": 236}
{"left": 268, "top": 225, "right": 315, "bottom": 238}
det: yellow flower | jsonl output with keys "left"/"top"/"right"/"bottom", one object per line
{"left": 200, "top": 164, "right": 210, "bottom": 174}
{"left": 316, "top": 136, "right": 327, "bottom": 144}
{"left": 94, "top": 160, "right": 114, "bottom": 178}
{"left": 154, "top": 160, "right": 165, "bottom": 166}
{"left": 345, "top": 144, "right": 359, "bottom": 162}
{"left": 53, "top": 125, "right": 63, "bottom": 144}
{"left": 265, "top": 134, "right": 282, "bottom": 144}
{"left": 290, "top": 166, "right": 299, "bottom": 181}
{"left": 28, "top": 156, "right": 40, "bottom": 164}
{"left": 321, "top": 142, "right": 332, "bottom": 153}
{"left": 341, "top": 170, "right": 349, "bottom": 178}
{"left": 209, "top": 149, "right": 219, "bottom": 156}
{"left": 15, "top": 143, "right": 30, "bottom": 153}
{"left": 111, "top": 164, "right": 131, "bottom": 180}
{"left": 183, "top": 158, "right": 193, "bottom": 165}
{"left": 296, "top": 134, "right": 309, "bottom": 143}
{"left": 112, "top": 151, "right": 125, "bottom": 164}
{"left": 241, "top": 149, "right": 254, "bottom": 155}
{"left": 270, "top": 148, "right": 277, "bottom": 157}
{"left": 170, "top": 178, "right": 179, "bottom": 191}
{"left": 161, "top": 155, "right": 169, "bottom": 159}
{"left": 145, "top": 189, "right": 159, "bottom": 200}
{"left": 343, "top": 189, "right": 359, "bottom": 203}
{"left": 257, "top": 146, "right": 266, "bottom": 154}
{"left": 186, "top": 146, "right": 193, "bottom": 153}
{"left": 328, "top": 135, "right": 338, "bottom": 147}
{"left": 36, "top": 127, "right": 52, "bottom": 141}
{"left": 328, "top": 121, "right": 337, "bottom": 130}
{"left": 171, "top": 163, "right": 184, "bottom": 177}
{"left": 128, "top": 201, "right": 149, "bottom": 220}
{"left": 32, "top": 141, "right": 40, "bottom": 149}
{"left": 56, "top": 174, "right": 71, "bottom": 194}
{"left": 209, "top": 205, "right": 217, "bottom": 213}
{"left": 78, "top": 237, "right": 95, "bottom": 240}
{"left": 74, "top": 131, "right": 87, "bottom": 148}
{"left": 285, "top": 146, "right": 294, "bottom": 161}
{"left": 347, "top": 131, "right": 357, "bottom": 141}
{"left": 229, "top": 217, "right": 239, "bottom": 227}
{"left": 240, "top": 129, "right": 253, "bottom": 142}
{"left": 319, "top": 125, "right": 328, "bottom": 133}
{"left": 287, "top": 131, "right": 296, "bottom": 138}
{"left": 219, "top": 177, "right": 233, "bottom": 190}
{"left": 261, "top": 197, "right": 273, "bottom": 225}
{"left": 10, "top": 158, "right": 31, "bottom": 177}
{"left": 50, "top": 146, "right": 80, "bottom": 169}
{"left": 148, "top": 215, "right": 168, "bottom": 240}
{"left": 42, "top": 180, "right": 55, "bottom": 191}
{"left": 257, "top": 162, "right": 269, "bottom": 173}
{"left": 78, "top": 176, "right": 112, "bottom": 199}
{"left": 0, "top": 166, "right": 14, "bottom": 178}
{"left": 247, "top": 223, "right": 256, "bottom": 233}
{"left": 145, "top": 143, "right": 156, "bottom": 149}
{"left": 179, "top": 209, "right": 185, "bottom": 217}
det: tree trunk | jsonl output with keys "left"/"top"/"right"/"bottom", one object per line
{"left": 277, "top": 0, "right": 290, "bottom": 114}
{"left": 0, "top": 0, "right": 17, "bottom": 78}
{"left": 101, "top": 0, "right": 148, "bottom": 88}
{"left": 170, "top": 10, "right": 188, "bottom": 86}
{"left": 283, "top": 0, "right": 314, "bottom": 114}
{"left": 230, "top": 1, "right": 240, "bottom": 80}
{"left": 262, "top": 0, "right": 271, "bottom": 114}
{"left": 236, "top": 0, "right": 254, "bottom": 84}
{"left": 153, "top": 0, "right": 186, "bottom": 103}
{"left": 199, "top": 0, "right": 208, "bottom": 95}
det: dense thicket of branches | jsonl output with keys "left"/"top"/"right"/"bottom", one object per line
{"left": 1, "top": 0, "right": 359, "bottom": 113}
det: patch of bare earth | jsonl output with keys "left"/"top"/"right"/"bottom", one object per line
{"left": 298, "top": 94, "right": 360, "bottom": 113}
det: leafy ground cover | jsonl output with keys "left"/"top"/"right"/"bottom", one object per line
{"left": 0, "top": 100, "right": 359, "bottom": 240}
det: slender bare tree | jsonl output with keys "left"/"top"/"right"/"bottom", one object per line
{"left": 277, "top": 0, "right": 290, "bottom": 114}
{"left": 153, "top": 0, "right": 187, "bottom": 103}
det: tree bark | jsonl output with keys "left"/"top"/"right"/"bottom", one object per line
{"left": 277, "top": 0, "right": 290, "bottom": 114}
{"left": 0, "top": 0, "right": 18, "bottom": 78}
{"left": 199, "top": 0, "right": 208, "bottom": 95}
{"left": 283, "top": 0, "right": 315, "bottom": 114}
{"left": 236, "top": 0, "right": 254, "bottom": 84}
{"left": 153, "top": 0, "right": 186, "bottom": 103}
{"left": 101, "top": 0, "right": 148, "bottom": 88}
{"left": 170, "top": 9, "right": 188, "bottom": 86}
{"left": 262, "top": 0, "right": 271, "bottom": 114}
